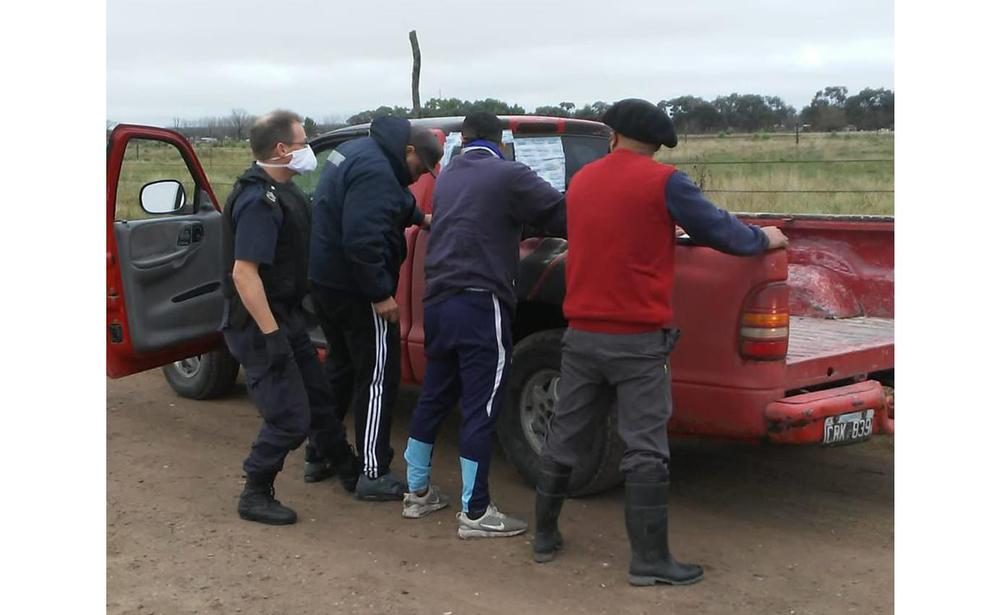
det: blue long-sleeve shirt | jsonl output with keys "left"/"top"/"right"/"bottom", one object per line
{"left": 424, "top": 147, "right": 566, "bottom": 311}
{"left": 665, "top": 171, "right": 768, "bottom": 255}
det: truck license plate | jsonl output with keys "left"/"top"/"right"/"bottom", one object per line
{"left": 822, "top": 409, "right": 875, "bottom": 446}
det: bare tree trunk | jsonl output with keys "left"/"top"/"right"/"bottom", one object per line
{"left": 230, "top": 108, "right": 250, "bottom": 141}
{"left": 409, "top": 30, "right": 421, "bottom": 118}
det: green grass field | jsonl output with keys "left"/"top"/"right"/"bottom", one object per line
{"left": 114, "top": 131, "right": 893, "bottom": 220}
{"left": 657, "top": 132, "right": 893, "bottom": 215}
{"left": 115, "top": 141, "right": 254, "bottom": 220}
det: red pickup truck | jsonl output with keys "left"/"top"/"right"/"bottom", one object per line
{"left": 107, "top": 117, "right": 894, "bottom": 495}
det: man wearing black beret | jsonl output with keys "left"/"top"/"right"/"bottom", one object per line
{"left": 533, "top": 98, "right": 788, "bottom": 585}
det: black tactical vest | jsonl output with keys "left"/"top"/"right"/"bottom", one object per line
{"left": 221, "top": 166, "right": 311, "bottom": 329}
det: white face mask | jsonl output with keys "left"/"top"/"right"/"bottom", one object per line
{"left": 257, "top": 145, "right": 317, "bottom": 174}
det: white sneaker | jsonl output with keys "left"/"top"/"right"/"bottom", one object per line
{"left": 456, "top": 503, "right": 527, "bottom": 539}
{"left": 402, "top": 485, "right": 449, "bottom": 519}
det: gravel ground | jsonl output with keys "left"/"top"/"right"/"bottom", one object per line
{"left": 108, "top": 371, "right": 893, "bottom": 615}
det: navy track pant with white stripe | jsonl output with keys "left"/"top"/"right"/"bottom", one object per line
{"left": 311, "top": 285, "right": 400, "bottom": 480}
{"left": 405, "top": 290, "right": 513, "bottom": 515}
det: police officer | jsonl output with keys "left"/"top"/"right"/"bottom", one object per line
{"left": 533, "top": 99, "right": 788, "bottom": 584}
{"left": 222, "top": 110, "right": 359, "bottom": 525}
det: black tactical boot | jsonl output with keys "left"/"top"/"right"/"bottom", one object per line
{"left": 238, "top": 472, "right": 297, "bottom": 525}
{"left": 624, "top": 474, "right": 704, "bottom": 586}
{"left": 331, "top": 442, "right": 361, "bottom": 493}
{"left": 533, "top": 459, "right": 572, "bottom": 563}
{"left": 305, "top": 441, "right": 361, "bottom": 492}
{"left": 304, "top": 444, "right": 335, "bottom": 483}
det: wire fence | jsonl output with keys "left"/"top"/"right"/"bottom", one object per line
{"left": 668, "top": 158, "right": 894, "bottom": 165}
{"left": 189, "top": 158, "right": 895, "bottom": 194}
{"left": 118, "top": 136, "right": 895, "bottom": 215}
{"left": 656, "top": 151, "right": 895, "bottom": 207}
{"left": 705, "top": 189, "right": 893, "bottom": 194}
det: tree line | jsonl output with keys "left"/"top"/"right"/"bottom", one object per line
{"left": 345, "top": 86, "right": 892, "bottom": 134}
{"left": 160, "top": 85, "right": 893, "bottom": 142}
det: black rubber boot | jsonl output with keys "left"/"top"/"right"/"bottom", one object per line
{"left": 533, "top": 459, "right": 572, "bottom": 563}
{"left": 624, "top": 475, "right": 704, "bottom": 586}
{"left": 238, "top": 472, "right": 297, "bottom": 525}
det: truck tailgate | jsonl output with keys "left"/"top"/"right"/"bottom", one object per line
{"left": 785, "top": 316, "right": 894, "bottom": 388}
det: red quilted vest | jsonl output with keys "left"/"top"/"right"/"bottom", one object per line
{"left": 564, "top": 148, "right": 677, "bottom": 333}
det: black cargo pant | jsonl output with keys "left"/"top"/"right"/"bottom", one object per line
{"left": 542, "top": 327, "right": 680, "bottom": 477}
{"left": 223, "top": 305, "right": 350, "bottom": 477}
{"left": 311, "top": 285, "right": 401, "bottom": 480}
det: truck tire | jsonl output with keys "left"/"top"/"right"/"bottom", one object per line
{"left": 161, "top": 350, "right": 239, "bottom": 400}
{"left": 497, "top": 329, "right": 625, "bottom": 496}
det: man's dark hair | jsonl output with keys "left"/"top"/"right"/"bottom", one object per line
{"left": 409, "top": 126, "right": 444, "bottom": 176}
{"left": 250, "top": 110, "right": 302, "bottom": 160}
{"left": 462, "top": 111, "right": 503, "bottom": 144}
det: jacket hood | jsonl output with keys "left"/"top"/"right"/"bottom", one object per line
{"left": 370, "top": 116, "right": 412, "bottom": 186}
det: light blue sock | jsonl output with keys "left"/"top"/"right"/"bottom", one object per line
{"left": 404, "top": 437, "right": 434, "bottom": 493}
{"left": 459, "top": 457, "right": 479, "bottom": 513}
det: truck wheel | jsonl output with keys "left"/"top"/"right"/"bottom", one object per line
{"left": 497, "top": 329, "right": 625, "bottom": 496}
{"left": 161, "top": 350, "right": 239, "bottom": 400}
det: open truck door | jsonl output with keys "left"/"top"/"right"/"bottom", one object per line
{"left": 107, "top": 124, "right": 226, "bottom": 378}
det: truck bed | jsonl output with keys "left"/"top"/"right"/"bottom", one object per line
{"left": 788, "top": 316, "right": 894, "bottom": 363}
{"left": 785, "top": 316, "right": 894, "bottom": 387}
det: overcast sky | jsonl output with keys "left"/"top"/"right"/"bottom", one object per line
{"left": 107, "top": 0, "right": 893, "bottom": 126}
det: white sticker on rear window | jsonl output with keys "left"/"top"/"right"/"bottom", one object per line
{"left": 513, "top": 136, "right": 565, "bottom": 191}
{"left": 439, "top": 132, "right": 464, "bottom": 169}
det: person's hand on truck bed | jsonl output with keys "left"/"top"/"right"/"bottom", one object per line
{"left": 761, "top": 226, "right": 789, "bottom": 249}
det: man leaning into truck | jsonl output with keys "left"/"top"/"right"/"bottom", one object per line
{"left": 308, "top": 116, "right": 443, "bottom": 502}
{"left": 533, "top": 99, "right": 788, "bottom": 585}
{"left": 401, "top": 112, "right": 568, "bottom": 539}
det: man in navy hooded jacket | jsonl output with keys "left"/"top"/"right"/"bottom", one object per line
{"left": 400, "top": 112, "right": 567, "bottom": 539}
{"left": 309, "top": 116, "right": 443, "bottom": 502}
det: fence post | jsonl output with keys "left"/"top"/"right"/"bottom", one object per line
{"left": 795, "top": 123, "right": 800, "bottom": 146}
{"left": 409, "top": 30, "right": 422, "bottom": 118}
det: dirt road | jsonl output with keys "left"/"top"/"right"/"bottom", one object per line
{"left": 107, "top": 371, "right": 893, "bottom": 615}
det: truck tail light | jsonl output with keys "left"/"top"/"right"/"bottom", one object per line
{"left": 740, "top": 283, "right": 789, "bottom": 361}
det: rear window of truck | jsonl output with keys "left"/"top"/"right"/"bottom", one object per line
{"left": 440, "top": 133, "right": 608, "bottom": 192}
{"left": 294, "top": 133, "right": 609, "bottom": 198}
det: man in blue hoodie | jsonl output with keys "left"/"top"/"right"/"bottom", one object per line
{"left": 309, "top": 116, "right": 443, "bottom": 502}
{"left": 401, "top": 112, "right": 567, "bottom": 539}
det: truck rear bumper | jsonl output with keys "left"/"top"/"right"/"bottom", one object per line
{"left": 765, "top": 380, "right": 893, "bottom": 444}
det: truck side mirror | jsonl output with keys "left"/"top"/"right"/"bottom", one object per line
{"left": 140, "top": 179, "right": 186, "bottom": 215}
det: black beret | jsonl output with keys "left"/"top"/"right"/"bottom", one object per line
{"left": 602, "top": 98, "right": 678, "bottom": 148}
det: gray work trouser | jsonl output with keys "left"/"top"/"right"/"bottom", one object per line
{"left": 541, "top": 327, "right": 679, "bottom": 476}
